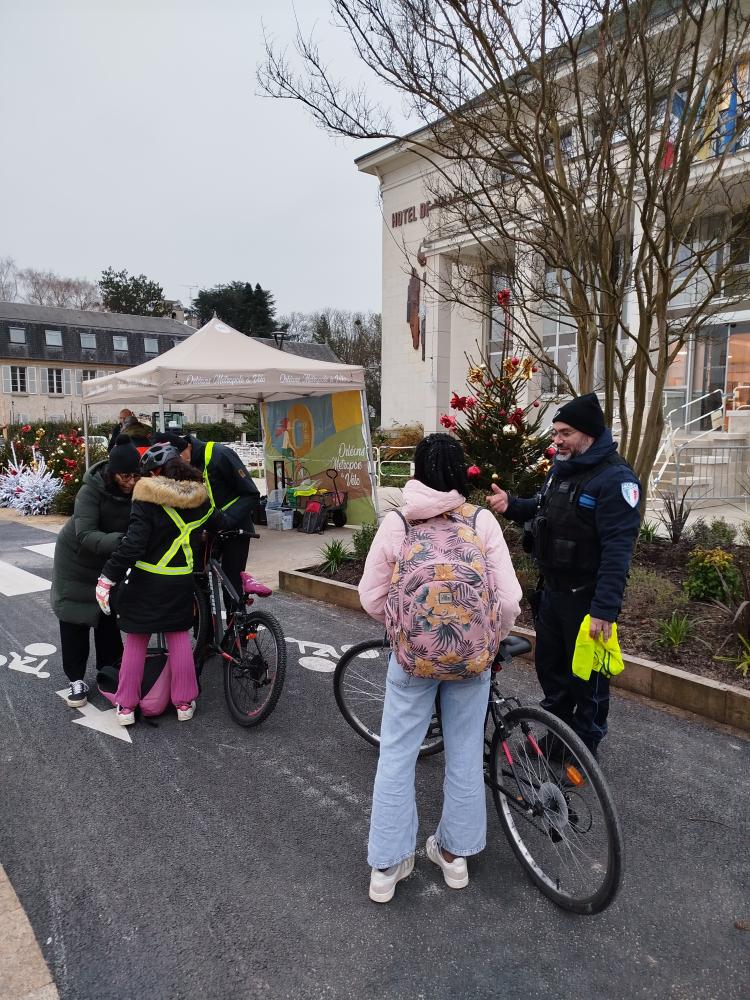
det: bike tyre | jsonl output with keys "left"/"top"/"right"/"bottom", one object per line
{"left": 191, "top": 578, "right": 211, "bottom": 671}
{"left": 223, "top": 608, "right": 286, "bottom": 727}
{"left": 333, "top": 638, "right": 444, "bottom": 757}
{"left": 489, "top": 706, "right": 623, "bottom": 914}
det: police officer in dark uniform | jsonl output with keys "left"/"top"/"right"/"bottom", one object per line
{"left": 487, "top": 393, "right": 641, "bottom": 756}
{"left": 156, "top": 432, "right": 261, "bottom": 609}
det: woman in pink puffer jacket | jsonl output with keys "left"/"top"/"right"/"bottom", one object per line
{"left": 358, "top": 433, "right": 521, "bottom": 903}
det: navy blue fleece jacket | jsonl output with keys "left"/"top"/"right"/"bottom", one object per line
{"left": 504, "top": 430, "right": 641, "bottom": 621}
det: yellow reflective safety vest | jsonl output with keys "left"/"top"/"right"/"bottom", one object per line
{"left": 203, "top": 441, "right": 239, "bottom": 515}
{"left": 571, "top": 615, "right": 625, "bottom": 681}
{"left": 135, "top": 505, "right": 212, "bottom": 577}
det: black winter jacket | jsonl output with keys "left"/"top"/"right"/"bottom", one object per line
{"left": 504, "top": 430, "right": 641, "bottom": 622}
{"left": 101, "top": 476, "right": 221, "bottom": 634}
{"left": 187, "top": 436, "right": 260, "bottom": 530}
{"left": 50, "top": 461, "right": 133, "bottom": 626}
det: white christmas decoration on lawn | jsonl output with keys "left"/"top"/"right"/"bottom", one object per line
{"left": 0, "top": 453, "right": 62, "bottom": 515}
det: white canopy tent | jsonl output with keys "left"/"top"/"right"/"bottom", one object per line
{"left": 82, "top": 317, "right": 366, "bottom": 407}
{"left": 81, "top": 317, "right": 376, "bottom": 508}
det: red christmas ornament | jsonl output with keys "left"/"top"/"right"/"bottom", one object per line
{"left": 496, "top": 288, "right": 511, "bottom": 307}
{"left": 511, "top": 357, "right": 520, "bottom": 367}
{"left": 467, "top": 465, "right": 481, "bottom": 478}
{"left": 533, "top": 400, "right": 540, "bottom": 408}
{"left": 544, "top": 446, "right": 557, "bottom": 458}
{"left": 465, "top": 396, "right": 477, "bottom": 408}
{"left": 439, "top": 414, "right": 457, "bottom": 430}
{"left": 450, "top": 392, "right": 467, "bottom": 411}
{"left": 21, "top": 424, "right": 31, "bottom": 433}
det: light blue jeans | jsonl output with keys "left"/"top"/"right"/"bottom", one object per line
{"left": 367, "top": 655, "right": 491, "bottom": 869}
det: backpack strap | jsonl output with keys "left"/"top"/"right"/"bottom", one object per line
{"left": 394, "top": 510, "right": 410, "bottom": 534}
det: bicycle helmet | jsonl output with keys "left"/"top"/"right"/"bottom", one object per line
{"left": 139, "top": 441, "right": 179, "bottom": 474}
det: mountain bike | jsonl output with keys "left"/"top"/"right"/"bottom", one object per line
{"left": 334, "top": 635, "right": 623, "bottom": 914}
{"left": 191, "top": 529, "right": 286, "bottom": 727}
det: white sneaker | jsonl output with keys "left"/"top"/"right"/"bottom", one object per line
{"left": 368, "top": 855, "right": 414, "bottom": 903}
{"left": 176, "top": 701, "right": 196, "bottom": 722}
{"left": 65, "top": 680, "right": 89, "bottom": 708}
{"left": 426, "top": 835, "right": 469, "bottom": 889}
{"left": 115, "top": 704, "right": 135, "bottom": 726}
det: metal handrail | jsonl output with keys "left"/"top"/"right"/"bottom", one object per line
{"left": 650, "top": 388, "right": 725, "bottom": 492}
{"left": 374, "top": 445, "right": 415, "bottom": 486}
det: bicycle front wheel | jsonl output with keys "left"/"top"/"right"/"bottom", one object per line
{"left": 489, "top": 706, "right": 623, "bottom": 914}
{"left": 333, "top": 639, "right": 444, "bottom": 757}
{"left": 191, "top": 578, "right": 211, "bottom": 669}
{"left": 223, "top": 608, "right": 286, "bottom": 727}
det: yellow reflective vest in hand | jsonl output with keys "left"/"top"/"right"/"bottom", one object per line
{"left": 572, "top": 615, "right": 625, "bottom": 681}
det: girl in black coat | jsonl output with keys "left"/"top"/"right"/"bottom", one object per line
{"left": 51, "top": 435, "right": 141, "bottom": 708}
{"left": 96, "top": 443, "right": 223, "bottom": 725}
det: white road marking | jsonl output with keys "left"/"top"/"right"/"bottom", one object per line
{"left": 25, "top": 542, "right": 57, "bottom": 559}
{"left": 0, "top": 559, "right": 51, "bottom": 595}
{"left": 55, "top": 689, "right": 133, "bottom": 744}
{"left": 298, "top": 655, "right": 336, "bottom": 673}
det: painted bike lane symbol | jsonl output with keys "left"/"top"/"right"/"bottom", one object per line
{"left": 0, "top": 642, "right": 56, "bottom": 679}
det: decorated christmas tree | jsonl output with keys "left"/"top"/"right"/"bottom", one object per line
{"left": 439, "top": 349, "right": 554, "bottom": 496}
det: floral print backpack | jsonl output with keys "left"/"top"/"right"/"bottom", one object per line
{"left": 384, "top": 503, "right": 502, "bottom": 680}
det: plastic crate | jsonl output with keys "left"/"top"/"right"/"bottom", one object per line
{"left": 266, "top": 507, "right": 294, "bottom": 531}
{"left": 266, "top": 488, "right": 287, "bottom": 510}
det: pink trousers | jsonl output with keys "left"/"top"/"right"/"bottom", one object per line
{"left": 115, "top": 631, "right": 198, "bottom": 711}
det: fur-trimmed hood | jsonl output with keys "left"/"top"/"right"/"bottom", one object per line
{"left": 133, "top": 476, "right": 209, "bottom": 509}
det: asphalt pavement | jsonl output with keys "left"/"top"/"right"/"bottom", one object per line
{"left": 0, "top": 520, "right": 748, "bottom": 1000}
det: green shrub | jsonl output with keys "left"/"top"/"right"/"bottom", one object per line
{"left": 626, "top": 566, "right": 688, "bottom": 619}
{"left": 319, "top": 539, "right": 353, "bottom": 575}
{"left": 638, "top": 520, "right": 659, "bottom": 543}
{"left": 655, "top": 612, "right": 694, "bottom": 649}
{"left": 687, "top": 517, "right": 737, "bottom": 549}
{"left": 684, "top": 548, "right": 741, "bottom": 602}
{"left": 352, "top": 521, "right": 378, "bottom": 561}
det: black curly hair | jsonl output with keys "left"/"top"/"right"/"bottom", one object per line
{"left": 413, "top": 433, "right": 471, "bottom": 496}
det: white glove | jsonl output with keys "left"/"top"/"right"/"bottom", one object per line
{"left": 96, "top": 576, "right": 114, "bottom": 615}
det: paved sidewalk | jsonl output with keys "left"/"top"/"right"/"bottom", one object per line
{"left": 0, "top": 867, "right": 58, "bottom": 1000}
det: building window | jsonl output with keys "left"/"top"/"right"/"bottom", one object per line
{"left": 9, "top": 327, "right": 25, "bottom": 345}
{"left": 82, "top": 369, "right": 97, "bottom": 380}
{"left": 80, "top": 332, "right": 97, "bottom": 349}
{"left": 11, "top": 366, "right": 27, "bottom": 393}
{"left": 488, "top": 268, "right": 514, "bottom": 373}
{"left": 144, "top": 336, "right": 158, "bottom": 354}
{"left": 45, "top": 329, "right": 63, "bottom": 347}
{"left": 542, "top": 268, "right": 577, "bottom": 394}
{"left": 47, "top": 368, "right": 64, "bottom": 394}
{"left": 113, "top": 335, "right": 128, "bottom": 352}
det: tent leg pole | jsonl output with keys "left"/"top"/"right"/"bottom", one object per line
{"left": 360, "top": 389, "right": 380, "bottom": 521}
{"left": 83, "top": 405, "right": 90, "bottom": 470}
{"left": 158, "top": 395, "right": 165, "bottom": 433}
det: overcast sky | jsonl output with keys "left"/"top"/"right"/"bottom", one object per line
{"left": 0, "top": 0, "right": 389, "bottom": 316}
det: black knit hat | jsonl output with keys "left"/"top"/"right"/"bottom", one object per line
{"left": 153, "top": 431, "right": 190, "bottom": 453}
{"left": 552, "top": 393, "right": 606, "bottom": 439}
{"left": 107, "top": 434, "right": 141, "bottom": 475}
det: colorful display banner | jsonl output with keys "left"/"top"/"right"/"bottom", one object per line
{"left": 261, "top": 391, "right": 377, "bottom": 525}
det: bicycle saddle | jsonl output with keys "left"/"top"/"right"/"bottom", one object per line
{"left": 240, "top": 572, "right": 272, "bottom": 598}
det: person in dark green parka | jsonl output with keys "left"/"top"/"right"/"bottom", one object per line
{"left": 50, "top": 435, "right": 141, "bottom": 708}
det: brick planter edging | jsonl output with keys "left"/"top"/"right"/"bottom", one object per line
{"left": 279, "top": 570, "right": 750, "bottom": 734}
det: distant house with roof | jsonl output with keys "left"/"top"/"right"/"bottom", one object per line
{"left": 0, "top": 303, "right": 341, "bottom": 429}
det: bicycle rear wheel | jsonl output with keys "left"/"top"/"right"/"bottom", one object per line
{"left": 489, "top": 706, "right": 623, "bottom": 914}
{"left": 223, "top": 608, "right": 286, "bottom": 727}
{"left": 191, "top": 578, "right": 211, "bottom": 649}
{"left": 333, "top": 639, "right": 444, "bottom": 757}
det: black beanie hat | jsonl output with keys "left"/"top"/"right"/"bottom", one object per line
{"left": 153, "top": 430, "right": 189, "bottom": 453}
{"left": 108, "top": 433, "right": 141, "bottom": 475}
{"left": 552, "top": 393, "right": 606, "bottom": 439}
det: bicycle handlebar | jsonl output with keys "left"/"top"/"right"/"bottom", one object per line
{"left": 201, "top": 528, "right": 261, "bottom": 543}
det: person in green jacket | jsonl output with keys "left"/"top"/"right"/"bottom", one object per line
{"left": 50, "top": 435, "right": 140, "bottom": 707}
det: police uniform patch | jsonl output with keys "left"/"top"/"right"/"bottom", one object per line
{"left": 621, "top": 482, "right": 639, "bottom": 507}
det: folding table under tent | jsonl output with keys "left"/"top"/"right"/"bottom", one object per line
{"left": 81, "top": 317, "right": 378, "bottom": 521}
